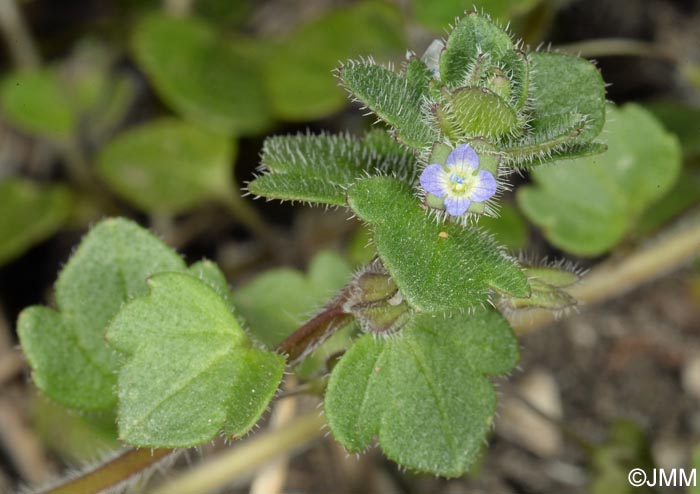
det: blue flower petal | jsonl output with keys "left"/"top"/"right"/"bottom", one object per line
{"left": 420, "top": 164, "right": 448, "bottom": 197}
{"left": 444, "top": 196, "right": 471, "bottom": 216}
{"left": 445, "top": 144, "right": 479, "bottom": 170}
{"left": 469, "top": 169, "right": 497, "bottom": 202}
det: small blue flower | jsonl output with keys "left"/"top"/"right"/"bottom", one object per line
{"left": 419, "top": 144, "right": 497, "bottom": 216}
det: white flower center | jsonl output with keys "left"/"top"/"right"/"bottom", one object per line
{"left": 449, "top": 171, "right": 477, "bottom": 195}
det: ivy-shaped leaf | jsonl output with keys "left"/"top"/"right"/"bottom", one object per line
{"left": 248, "top": 130, "right": 417, "bottom": 206}
{"left": 18, "top": 219, "right": 186, "bottom": 411}
{"left": 189, "top": 259, "right": 237, "bottom": 314}
{"left": 132, "top": 14, "right": 270, "bottom": 135}
{"left": 106, "top": 272, "right": 285, "bottom": 447}
{"left": 97, "top": 118, "right": 234, "bottom": 213}
{"left": 0, "top": 179, "right": 72, "bottom": 265}
{"left": 518, "top": 104, "right": 681, "bottom": 256}
{"left": 325, "top": 308, "right": 519, "bottom": 477}
{"left": 263, "top": 1, "right": 405, "bottom": 121}
{"left": 347, "top": 176, "right": 530, "bottom": 311}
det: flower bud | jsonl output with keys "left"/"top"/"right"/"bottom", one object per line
{"left": 344, "top": 261, "right": 411, "bottom": 335}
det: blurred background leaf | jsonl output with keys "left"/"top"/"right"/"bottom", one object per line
{"left": 0, "top": 179, "right": 72, "bottom": 265}
{"left": 588, "top": 420, "right": 655, "bottom": 494}
{"left": 234, "top": 250, "right": 352, "bottom": 348}
{"left": 263, "top": 1, "right": 405, "bottom": 121}
{"left": 0, "top": 69, "right": 76, "bottom": 142}
{"left": 132, "top": 13, "right": 271, "bottom": 136}
{"left": 97, "top": 118, "right": 235, "bottom": 214}
{"left": 479, "top": 203, "right": 528, "bottom": 251}
{"left": 517, "top": 104, "right": 682, "bottom": 257}
{"left": 31, "top": 393, "right": 119, "bottom": 464}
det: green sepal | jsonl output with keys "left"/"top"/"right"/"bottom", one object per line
{"left": 436, "top": 87, "right": 519, "bottom": 140}
{"left": 338, "top": 60, "right": 438, "bottom": 149}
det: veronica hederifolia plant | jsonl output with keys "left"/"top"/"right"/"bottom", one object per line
{"left": 248, "top": 10, "right": 607, "bottom": 475}
{"left": 17, "top": 11, "right": 608, "bottom": 479}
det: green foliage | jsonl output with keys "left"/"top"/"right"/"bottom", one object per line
{"left": 347, "top": 177, "right": 530, "bottom": 311}
{"left": 97, "top": 118, "right": 234, "bottom": 213}
{"left": 106, "top": 272, "right": 284, "bottom": 446}
{"left": 325, "top": 308, "right": 519, "bottom": 476}
{"left": 264, "top": 1, "right": 405, "bottom": 121}
{"left": 0, "top": 69, "right": 76, "bottom": 141}
{"left": 0, "top": 179, "right": 72, "bottom": 265}
{"left": 132, "top": 14, "right": 270, "bottom": 135}
{"left": 691, "top": 446, "right": 700, "bottom": 494}
{"left": 234, "top": 251, "right": 352, "bottom": 348}
{"left": 189, "top": 259, "right": 238, "bottom": 314}
{"left": 248, "top": 130, "right": 416, "bottom": 206}
{"left": 18, "top": 218, "right": 185, "bottom": 411}
{"left": 518, "top": 104, "right": 681, "bottom": 256}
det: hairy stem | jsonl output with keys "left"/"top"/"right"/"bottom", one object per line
{"left": 512, "top": 209, "right": 700, "bottom": 334}
{"left": 40, "top": 448, "right": 175, "bottom": 494}
{"left": 150, "top": 412, "right": 325, "bottom": 494}
{"left": 277, "top": 287, "right": 354, "bottom": 365}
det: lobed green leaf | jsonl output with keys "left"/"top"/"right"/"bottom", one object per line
{"left": 106, "top": 272, "right": 284, "bottom": 447}
{"left": 325, "top": 308, "right": 519, "bottom": 477}
{"left": 18, "top": 218, "right": 186, "bottom": 410}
